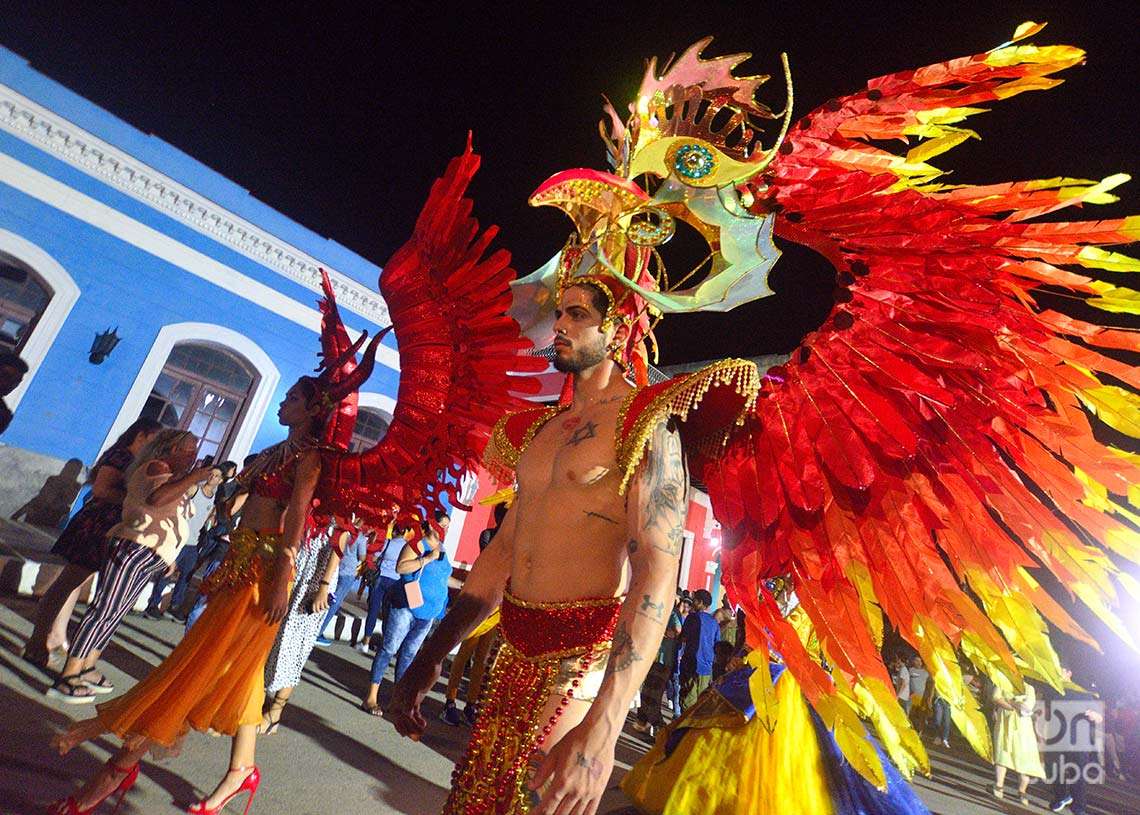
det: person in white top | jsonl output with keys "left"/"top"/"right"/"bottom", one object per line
{"left": 891, "top": 655, "right": 912, "bottom": 715}
{"left": 47, "top": 429, "right": 213, "bottom": 703}
{"left": 145, "top": 466, "right": 223, "bottom": 619}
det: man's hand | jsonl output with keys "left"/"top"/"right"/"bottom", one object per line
{"left": 387, "top": 658, "right": 442, "bottom": 741}
{"left": 530, "top": 721, "right": 615, "bottom": 815}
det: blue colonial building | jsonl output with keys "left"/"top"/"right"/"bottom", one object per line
{"left": 0, "top": 47, "right": 398, "bottom": 516}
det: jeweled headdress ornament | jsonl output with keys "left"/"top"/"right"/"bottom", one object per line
{"left": 511, "top": 39, "right": 793, "bottom": 385}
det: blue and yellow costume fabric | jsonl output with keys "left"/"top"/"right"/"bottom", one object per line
{"left": 622, "top": 664, "right": 930, "bottom": 815}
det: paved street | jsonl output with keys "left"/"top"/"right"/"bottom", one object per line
{"left": 1, "top": 595, "right": 1137, "bottom": 815}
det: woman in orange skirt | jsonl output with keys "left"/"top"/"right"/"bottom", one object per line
{"left": 50, "top": 280, "right": 383, "bottom": 815}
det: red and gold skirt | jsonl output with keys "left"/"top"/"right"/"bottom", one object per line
{"left": 443, "top": 586, "right": 623, "bottom": 815}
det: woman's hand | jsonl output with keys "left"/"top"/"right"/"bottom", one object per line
{"left": 263, "top": 568, "right": 292, "bottom": 624}
{"left": 187, "top": 465, "right": 217, "bottom": 484}
{"left": 311, "top": 586, "right": 332, "bottom": 613}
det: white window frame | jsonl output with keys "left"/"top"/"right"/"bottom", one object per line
{"left": 98, "top": 322, "right": 279, "bottom": 464}
{"left": 0, "top": 229, "right": 80, "bottom": 409}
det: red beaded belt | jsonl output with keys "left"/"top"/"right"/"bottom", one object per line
{"left": 499, "top": 585, "right": 624, "bottom": 660}
{"left": 443, "top": 586, "right": 623, "bottom": 815}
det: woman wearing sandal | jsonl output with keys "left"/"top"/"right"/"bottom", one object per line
{"left": 47, "top": 429, "right": 212, "bottom": 704}
{"left": 257, "top": 524, "right": 347, "bottom": 735}
{"left": 22, "top": 418, "right": 161, "bottom": 673}
{"left": 49, "top": 278, "right": 383, "bottom": 815}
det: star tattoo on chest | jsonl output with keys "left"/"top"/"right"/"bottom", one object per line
{"left": 565, "top": 420, "right": 597, "bottom": 447}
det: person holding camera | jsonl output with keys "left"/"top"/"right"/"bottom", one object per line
{"left": 144, "top": 465, "right": 223, "bottom": 620}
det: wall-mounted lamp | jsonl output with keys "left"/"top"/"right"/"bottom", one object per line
{"left": 89, "top": 327, "right": 121, "bottom": 364}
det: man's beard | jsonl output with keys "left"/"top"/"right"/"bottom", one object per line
{"left": 552, "top": 340, "right": 608, "bottom": 374}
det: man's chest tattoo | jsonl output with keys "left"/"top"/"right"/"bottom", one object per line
{"left": 565, "top": 420, "right": 598, "bottom": 447}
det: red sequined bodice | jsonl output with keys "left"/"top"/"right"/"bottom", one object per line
{"left": 239, "top": 440, "right": 311, "bottom": 505}
{"left": 250, "top": 465, "right": 294, "bottom": 503}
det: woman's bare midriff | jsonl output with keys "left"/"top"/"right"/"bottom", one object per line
{"left": 238, "top": 494, "right": 287, "bottom": 535}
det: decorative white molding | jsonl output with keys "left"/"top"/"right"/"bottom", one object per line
{"left": 0, "top": 229, "right": 79, "bottom": 409}
{"left": 0, "top": 153, "right": 399, "bottom": 371}
{"left": 0, "top": 83, "right": 388, "bottom": 326}
{"left": 679, "top": 529, "right": 696, "bottom": 591}
{"left": 98, "top": 322, "right": 281, "bottom": 465}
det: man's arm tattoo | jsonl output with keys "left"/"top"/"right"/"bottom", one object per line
{"left": 574, "top": 751, "right": 604, "bottom": 780}
{"left": 637, "top": 593, "right": 667, "bottom": 622}
{"left": 640, "top": 421, "right": 688, "bottom": 555}
{"left": 609, "top": 621, "right": 643, "bottom": 673}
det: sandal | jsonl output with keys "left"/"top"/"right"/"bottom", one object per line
{"left": 360, "top": 701, "right": 383, "bottom": 717}
{"left": 79, "top": 667, "right": 115, "bottom": 695}
{"left": 45, "top": 674, "right": 96, "bottom": 705}
{"left": 258, "top": 691, "right": 288, "bottom": 735}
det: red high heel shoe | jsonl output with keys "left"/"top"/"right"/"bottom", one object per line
{"left": 186, "top": 765, "right": 260, "bottom": 815}
{"left": 48, "top": 758, "right": 139, "bottom": 815}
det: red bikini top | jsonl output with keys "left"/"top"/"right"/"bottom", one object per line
{"left": 239, "top": 440, "right": 311, "bottom": 505}
{"left": 250, "top": 465, "right": 295, "bottom": 504}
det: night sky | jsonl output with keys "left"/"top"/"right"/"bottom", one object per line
{"left": 1, "top": 1, "right": 1136, "bottom": 365}
{"left": 2, "top": 2, "right": 1139, "bottom": 682}
{"left": 2, "top": 3, "right": 1140, "bottom": 693}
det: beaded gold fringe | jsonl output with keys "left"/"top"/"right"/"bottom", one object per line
{"left": 615, "top": 357, "right": 759, "bottom": 495}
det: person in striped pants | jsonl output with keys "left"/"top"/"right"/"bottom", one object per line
{"left": 47, "top": 429, "right": 214, "bottom": 703}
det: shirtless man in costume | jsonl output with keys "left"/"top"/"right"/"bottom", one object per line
{"left": 390, "top": 279, "right": 689, "bottom": 815}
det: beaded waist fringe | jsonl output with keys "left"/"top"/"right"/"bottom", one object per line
{"left": 200, "top": 528, "right": 281, "bottom": 596}
{"left": 443, "top": 590, "right": 622, "bottom": 815}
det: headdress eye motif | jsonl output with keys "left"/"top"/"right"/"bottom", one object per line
{"left": 626, "top": 208, "right": 676, "bottom": 247}
{"left": 669, "top": 141, "right": 719, "bottom": 183}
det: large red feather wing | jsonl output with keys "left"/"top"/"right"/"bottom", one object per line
{"left": 315, "top": 140, "right": 547, "bottom": 529}
{"left": 705, "top": 24, "right": 1140, "bottom": 781}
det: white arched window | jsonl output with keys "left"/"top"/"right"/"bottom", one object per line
{"left": 0, "top": 230, "right": 80, "bottom": 409}
{"left": 0, "top": 260, "right": 51, "bottom": 352}
{"left": 349, "top": 406, "right": 390, "bottom": 453}
{"left": 351, "top": 392, "right": 395, "bottom": 453}
{"left": 140, "top": 342, "right": 258, "bottom": 459}
{"left": 99, "top": 323, "right": 279, "bottom": 464}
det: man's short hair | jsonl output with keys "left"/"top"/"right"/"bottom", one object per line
{"left": 0, "top": 349, "right": 28, "bottom": 373}
{"left": 693, "top": 589, "right": 713, "bottom": 607}
{"left": 219, "top": 460, "right": 238, "bottom": 475}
